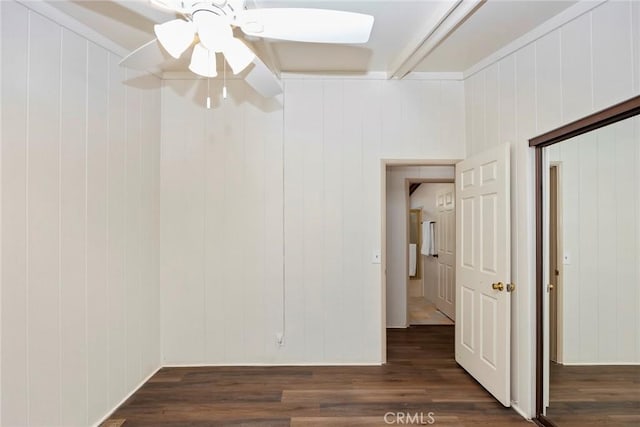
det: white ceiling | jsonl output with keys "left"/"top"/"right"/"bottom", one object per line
{"left": 414, "top": 0, "right": 577, "bottom": 72}
{"left": 44, "top": 0, "right": 578, "bottom": 76}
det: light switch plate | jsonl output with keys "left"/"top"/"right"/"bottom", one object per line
{"left": 372, "top": 250, "right": 381, "bottom": 264}
{"left": 563, "top": 252, "right": 571, "bottom": 265}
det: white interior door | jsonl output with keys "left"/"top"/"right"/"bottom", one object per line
{"left": 436, "top": 188, "right": 455, "bottom": 320}
{"left": 455, "top": 143, "right": 511, "bottom": 407}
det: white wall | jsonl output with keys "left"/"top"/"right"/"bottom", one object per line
{"left": 160, "top": 79, "right": 284, "bottom": 364}
{"left": 463, "top": 0, "right": 640, "bottom": 416}
{"left": 1, "top": 2, "right": 162, "bottom": 426}
{"left": 386, "top": 168, "right": 455, "bottom": 327}
{"left": 0, "top": 1, "right": 4, "bottom": 423}
{"left": 410, "top": 183, "right": 455, "bottom": 303}
{"left": 547, "top": 117, "right": 640, "bottom": 364}
{"left": 160, "top": 77, "right": 465, "bottom": 364}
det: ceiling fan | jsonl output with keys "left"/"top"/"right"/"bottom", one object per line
{"left": 120, "top": 0, "right": 375, "bottom": 98}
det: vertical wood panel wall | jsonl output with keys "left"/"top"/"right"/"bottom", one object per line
{"left": 464, "top": 0, "right": 640, "bottom": 416}
{"left": 159, "top": 78, "right": 465, "bottom": 365}
{"left": 0, "top": 2, "right": 162, "bottom": 426}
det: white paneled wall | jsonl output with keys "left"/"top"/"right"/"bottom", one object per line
{"left": 0, "top": 2, "right": 161, "bottom": 426}
{"left": 160, "top": 77, "right": 465, "bottom": 365}
{"left": 160, "top": 78, "right": 284, "bottom": 364}
{"left": 463, "top": 0, "right": 640, "bottom": 416}
{"left": 386, "top": 167, "right": 455, "bottom": 328}
{"left": 0, "top": 1, "right": 4, "bottom": 424}
{"left": 547, "top": 117, "right": 639, "bottom": 364}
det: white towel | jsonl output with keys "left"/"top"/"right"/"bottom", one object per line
{"left": 409, "top": 243, "right": 417, "bottom": 276}
{"left": 429, "top": 222, "right": 436, "bottom": 255}
{"left": 421, "top": 221, "right": 436, "bottom": 256}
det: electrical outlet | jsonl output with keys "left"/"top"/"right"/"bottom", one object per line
{"left": 276, "top": 332, "right": 284, "bottom": 346}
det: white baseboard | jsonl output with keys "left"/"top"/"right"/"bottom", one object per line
{"left": 560, "top": 362, "right": 640, "bottom": 366}
{"left": 92, "top": 366, "right": 162, "bottom": 427}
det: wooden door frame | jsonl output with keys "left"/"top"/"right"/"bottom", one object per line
{"left": 529, "top": 95, "right": 640, "bottom": 426}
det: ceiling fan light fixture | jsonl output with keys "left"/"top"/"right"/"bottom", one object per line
{"left": 154, "top": 19, "right": 195, "bottom": 58}
{"left": 193, "top": 11, "right": 233, "bottom": 53}
{"left": 189, "top": 43, "right": 217, "bottom": 78}
{"left": 223, "top": 38, "right": 256, "bottom": 75}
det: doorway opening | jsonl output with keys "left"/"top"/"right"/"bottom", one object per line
{"left": 380, "top": 160, "right": 458, "bottom": 362}
{"left": 380, "top": 145, "right": 513, "bottom": 409}
{"left": 407, "top": 180, "right": 455, "bottom": 326}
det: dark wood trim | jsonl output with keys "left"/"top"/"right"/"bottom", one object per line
{"left": 534, "top": 148, "right": 544, "bottom": 418}
{"left": 535, "top": 415, "right": 559, "bottom": 427}
{"left": 530, "top": 95, "right": 640, "bottom": 424}
{"left": 529, "top": 95, "right": 640, "bottom": 148}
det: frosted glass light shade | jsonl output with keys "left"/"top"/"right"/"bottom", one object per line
{"left": 189, "top": 43, "right": 217, "bottom": 78}
{"left": 195, "top": 14, "right": 233, "bottom": 53}
{"left": 154, "top": 19, "right": 195, "bottom": 58}
{"left": 223, "top": 38, "right": 255, "bottom": 75}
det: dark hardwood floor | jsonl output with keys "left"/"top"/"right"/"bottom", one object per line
{"left": 545, "top": 362, "right": 640, "bottom": 427}
{"left": 102, "top": 326, "right": 529, "bottom": 426}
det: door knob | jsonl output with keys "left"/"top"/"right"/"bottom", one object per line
{"left": 548, "top": 284, "right": 554, "bottom": 292}
{"left": 492, "top": 282, "right": 504, "bottom": 291}
{"left": 507, "top": 283, "right": 516, "bottom": 292}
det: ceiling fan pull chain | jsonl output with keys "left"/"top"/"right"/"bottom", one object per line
{"left": 223, "top": 58, "right": 228, "bottom": 100}
{"left": 206, "top": 50, "right": 212, "bottom": 109}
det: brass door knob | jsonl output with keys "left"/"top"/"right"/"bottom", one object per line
{"left": 507, "top": 283, "right": 516, "bottom": 292}
{"left": 492, "top": 282, "right": 504, "bottom": 291}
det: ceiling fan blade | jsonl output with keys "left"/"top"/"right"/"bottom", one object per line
{"left": 119, "top": 38, "right": 170, "bottom": 72}
{"left": 244, "top": 56, "right": 282, "bottom": 98}
{"left": 239, "top": 8, "right": 374, "bottom": 44}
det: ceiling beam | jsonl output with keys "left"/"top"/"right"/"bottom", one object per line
{"left": 388, "top": 0, "right": 485, "bottom": 80}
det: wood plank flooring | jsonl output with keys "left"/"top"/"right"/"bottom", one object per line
{"left": 102, "top": 326, "right": 530, "bottom": 426}
{"left": 408, "top": 297, "right": 454, "bottom": 325}
{"left": 545, "top": 362, "right": 640, "bottom": 427}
